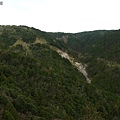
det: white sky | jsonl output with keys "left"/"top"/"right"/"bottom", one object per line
{"left": 0, "top": 0, "right": 120, "bottom": 33}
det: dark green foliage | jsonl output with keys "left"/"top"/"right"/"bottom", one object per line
{"left": 51, "top": 30, "right": 120, "bottom": 95}
{"left": 0, "top": 25, "right": 54, "bottom": 45}
{"left": 4, "top": 103, "right": 19, "bottom": 120}
{"left": 0, "top": 25, "right": 120, "bottom": 120}
{"left": 14, "top": 95, "right": 37, "bottom": 114}
{"left": 3, "top": 110, "right": 15, "bottom": 120}
{"left": 0, "top": 95, "right": 8, "bottom": 105}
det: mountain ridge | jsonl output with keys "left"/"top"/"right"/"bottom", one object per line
{"left": 0, "top": 25, "right": 120, "bottom": 120}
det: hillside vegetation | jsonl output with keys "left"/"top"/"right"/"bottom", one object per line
{"left": 0, "top": 25, "right": 120, "bottom": 120}
{"left": 50, "top": 30, "right": 120, "bottom": 95}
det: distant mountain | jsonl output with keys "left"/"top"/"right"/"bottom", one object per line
{"left": 50, "top": 30, "right": 120, "bottom": 95}
{"left": 0, "top": 25, "right": 120, "bottom": 120}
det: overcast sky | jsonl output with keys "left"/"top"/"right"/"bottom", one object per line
{"left": 0, "top": 0, "right": 120, "bottom": 33}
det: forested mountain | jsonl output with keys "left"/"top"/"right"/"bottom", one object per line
{"left": 0, "top": 25, "right": 120, "bottom": 120}
{"left": 50, "top": 30, "right": 120, "bottom": 95}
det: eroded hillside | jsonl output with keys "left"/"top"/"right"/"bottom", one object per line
{"left": 0, "top": 25, "right": 120, "bottom": 120}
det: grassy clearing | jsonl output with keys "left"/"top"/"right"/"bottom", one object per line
{"left": 11, "top": 39, "right": 32, "bottom": 55}
{"left": 33, "top": 38, "right": 47, "bottom": 44}
{"left": 10, "top": 38, "right": 47, "bottom": 56}
{"left": 12, "top": 39, "right": 25, "bottom": 47}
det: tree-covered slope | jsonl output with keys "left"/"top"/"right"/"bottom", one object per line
{"left": 50, "top": 30, "right": 120, "bottom": 95}
{"left": 0, "top": 25, "right": 120, "bottom": 120}
{"left": 0, "top": 25, "right": 55, "bottom": 46}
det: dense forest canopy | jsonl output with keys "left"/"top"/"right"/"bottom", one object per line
{"left": 0, "top": 25, "right": 120, "bottom": 120}
{"left": 50, "top": 30, "right": 120, "bottom": 95}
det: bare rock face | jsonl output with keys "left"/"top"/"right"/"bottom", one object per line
{"left": 50, "top": 45, "right": 91, "bottom": 83}
{"left": 62, "top": 35, "right": 68, "bottom": 44}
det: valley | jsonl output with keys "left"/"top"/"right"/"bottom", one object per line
{"left": 0, "top": 25, "right": 120, "bottom": 120}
